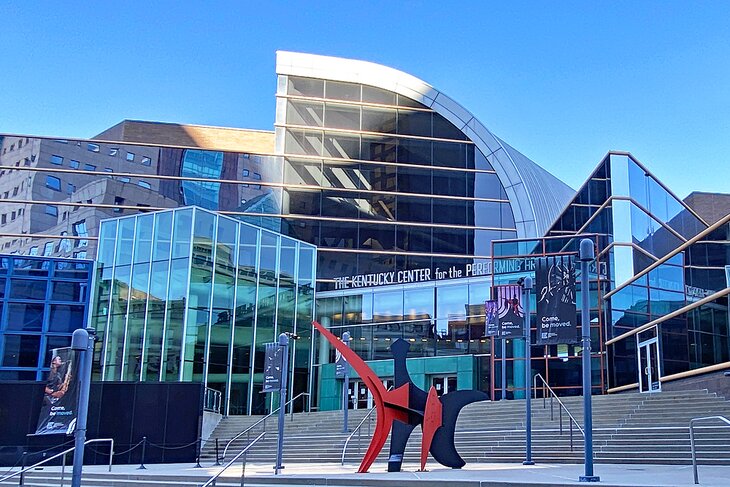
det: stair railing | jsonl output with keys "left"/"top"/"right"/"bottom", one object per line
{"left": 341, "top": 406, "right": 376, "bottom": 465}
{"left": 201, "top": 432, "right": 266, "bottom": 487}
{"left": 532, "top": 373, "right": 585, "bottom": 451}
{"left": 221, "top": 392, "right": 309, "bottom": 461}
{"left": 0, "top": 438, "right": 113, "bottom": 486}
{"left": 689, "top": 415, "right": 730, "bottom": 484}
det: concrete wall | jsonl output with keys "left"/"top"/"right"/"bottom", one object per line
{"left": 201, "top": 411, "right": 223, "bottom": 441}
{"left": 317, "top": 355, "right": 477, "bottom": 411}
{"left": 662, "top": 370, "right": 730, "bottom": 399}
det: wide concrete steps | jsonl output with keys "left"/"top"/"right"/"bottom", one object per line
{"left": 201, "top": 389, "right": 730, "bottom": 467}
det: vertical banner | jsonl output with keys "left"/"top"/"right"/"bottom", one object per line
{"left": 35, "top": 347, "right": 80, "bottom": 435}
{"left": 335, "top": 349, "right": 348, "bottom": 378}
{"left": 536, "top": 256, "right": 578, "bottom": 345}
{"left": 263, "top": 342, "right": 284, "bottom": 392}
{"left": 484, "top": 299, "right": 499, "bottom": 337}
{"left": 496, "top": 284, "right": 524, "bottom": 337}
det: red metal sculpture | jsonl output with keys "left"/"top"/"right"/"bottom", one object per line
{"left": 313, "top": 320, "right": 487, "bottom": 472}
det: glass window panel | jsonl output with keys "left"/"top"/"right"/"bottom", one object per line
{"left": 397, "top": 166, "right": 431, "bottom": 194}
{"left": 284, "top": 158, "right": 323, "bottom": 186}
{"left": 115, "top": 218, "right": 136, "bottom": 266}
{"left": 6, "top": 302, "right": 45, "bottom": 331}
{"left": 9, "top": 279, "right": 47, "bottom": 300}
{"left": 48, "top": 304, "right": 86, "bottom": 332}
{"left": 362, "top": 85, "right": 396, "bottom": 105}
{"left": 362, "top": 107, "right": 397, "bottom": 133}
{"left": 361, "top": 135, "right": 397, "bottom": 162}
{"left": 397, "top": 138, "right": 431, "bottom": 165}
{"left": 373, "top": 290, "right": 403, "bottom": 324}
{"left": 398, "top": 110, "right": 432, "bottom": 137}
{"left": 432, "top": 170, "right": 466, "bottom": 197}
{"left": 142, "top": 259, "right": 169, "bottom": 381}
{"left": 161, "top": 258, "right": 189, "bottom": 381}
{"left": 325, "top": 80, "right": 360, "bottom": 101}
{"left": 288, "top": 76, "right": 324, "bottom": 97}
{"left": 433, "top": 198, "right": 466, "bottom": 225}
{"left": 152, "top": 211, "right": 173, "bottom": 262}
{"left": 51, "top": 281, "right": 85, "bottom": 302}
{"left": 286, "top": 100, "right": 324, "bottom": 127}
{"left": 133, "top": 214, "right": 154, "bottom": 264}
{"left": 2, "top": 335, "right": 41, "bottom": 367}
{"left": 432, "top": 113, "right": 467, "bottom": 140}
{"left": 394, "top": 224, "right": 431, "bottom": 253}
{"left": 472, "top": 172, "right": 503, "bottom": 199}
{"left": 397, "top": 195, "right": 432, "bottom": 224}
{"left": 358, "top": 222, "right": 395, "bottom": 251}
{"left": 98, "top": 220, "right": 117, "bottom": 268}
{"left": 324, "top": 103, "right": 360, "bottom": 130}
{"left": 286, "top": 129, "right": 322, "bottom": 156}
{"left": 433, "top": 142, "right": 466, "bottom": 168}
{"left": 323, "top": 133, "right": 360, "bottom": 159}
{"left": 172, "top": 208, "right": 193, "bottom": 258}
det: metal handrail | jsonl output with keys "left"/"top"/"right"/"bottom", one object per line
{"left": 0, "top": 438, "right": 114, "bottom": 485}
{"left": 221, "top": 392, "right": 309, "bottom": 460}
{"left": 689, "top": 415, "right": 730, "bottom": 484}
{"left": 204, "top": 387, "right": 223, "bottom": 414}
{"left": 532, "top": 373, "right": 585, "bottom": 451}
{"left": 201, "top": 432, "right": 265, "bottom": 487}
{"left": 341, "top": 406, "right": 376, "bottom": 465}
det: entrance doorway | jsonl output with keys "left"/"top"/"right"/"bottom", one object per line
{"left": 431, "top": 375, "right": 457, "bottom": 396}
{"left": 637, "top": 336, "right": 661, "bottom": 393}
{"left": 347, "top": 379, "right": 393, "bottom": 409}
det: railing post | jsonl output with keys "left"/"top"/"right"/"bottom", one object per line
{"left": 195, "top": 438, "right": 202, "bottom": 468}
{"left": 690, "top": 422, "right": 698, "bottom": 484}
{"left": 137, "top": 437, "right": 147, "bottom": 470}
{"left": 215, "top": 439, "right": 221, "bottom": 466}
{"left": 19, "top": 451, "right": 26, "bottom": 486}
{"left": 570, "top": 421, "right": 574, "bottom": 452}
{"left": 560, "top": 406, "right": 563, "bottom": 435}
{"left": 240, "top": 451, "right": 247, "bottom": 487}
{"left": 108, "top": 440, "right": 114, "bottom": 472}
{"left": 550, "top": 396, "right": 554, "bottom": 421}
{"left": 61, "top": 451, "right": 66, "bottom": 487}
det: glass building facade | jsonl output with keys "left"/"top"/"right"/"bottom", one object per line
{"left": 0, "top": 255, "right": 92, "bottom": 380}
{"left": 91, "top": 207, "right": 316, "bottom": 415}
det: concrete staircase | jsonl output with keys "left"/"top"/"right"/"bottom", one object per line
{"left": 203, "top": 389, "right": 730, "bottom": 466}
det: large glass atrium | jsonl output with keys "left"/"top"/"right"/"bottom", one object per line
{"left": 90, "top": 207, "right": 317, "bottom": 414}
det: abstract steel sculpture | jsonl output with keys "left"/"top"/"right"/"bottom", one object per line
{"left": 313, "top": 321, "right": 488, "bottom": 472}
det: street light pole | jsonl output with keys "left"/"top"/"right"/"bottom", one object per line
{"left": 522, "top": 277, "right": 534, "bottom": 466}
{"left": 341, "top": 331, "right": 351, "bottom": 433}
{"left": 70, "top": 327, "right": 95, "bottom": 487}
{"left": 275, "top": 333, "right": 289, "bottom": 475}
{"left": 579, "top": 239, "right": 600, "bottom": 482}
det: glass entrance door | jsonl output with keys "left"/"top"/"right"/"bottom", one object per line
{"left": 638, "top": 338, "right": 661, "bottom": 393}
{"left": 348, "top": 379, "right": 394, "bottom": 409}
{"left": 431, "top": 375, "right": 457, "bottom": 396}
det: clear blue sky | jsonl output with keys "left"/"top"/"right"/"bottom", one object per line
{"left": 1, "top": 1, "right": 728, "bottom": 198}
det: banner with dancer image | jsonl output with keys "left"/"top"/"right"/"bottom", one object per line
{"left": 35, "top": 347, "right": 80, "bottom": 435}
{"left": 484, "top": 299, "right": 499, "bottom": 337}
{"left": 496, "top": 284, "right": 525, "bottom": 338}
{"left": 536, "top": 256, "right": 578, "bottom": 345}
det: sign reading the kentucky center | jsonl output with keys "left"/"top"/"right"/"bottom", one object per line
{"left": 263, "top": 342, "right": 284, "bottom": 392}
{"left": 536, "top": 256, "right": 578, "bottom": 345}
{"left": 36, "top": 347, "right": 80, "bottom": 435}
{"left": 496, "top": 285, "right": 524, "bottom": 338}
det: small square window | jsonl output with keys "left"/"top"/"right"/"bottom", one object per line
{"left": 138, "top": 181, "right": 151, "bottom": 189}
{"left": 141, "top": 156, "right": 151, "bottom": 166}
{"left": 45, "top": 205, "right": 58, "bottom": 217}
{"left": 118, "top": 177, "right": 130, "bottom": 183}
{"left": 253, "top": 172, "right": 262, "bottom": 181}
{"left": 126, "top": 152, "right": 135, "bottom": 162}
{"left": 69, "top": 160, "right": 80, "bottom": 169}
{"left": 45, "top": 176, "right": 61, "bottom": 191}
{"left": 50, "top": 155, "right": 63, "bottom": 165}
{"left": 87, "top": 143, "right": 100, "bottom": 153}
{"left": 84, "top": 164, "right": 96, "bottom": 171}
{"left": 243, "top": 169, "right": 250, "bottom": 176}
{"left": 109, "top": 148, "right": 119, "bottom": 156}
{"left": 66, "top": 183, "right": 75, "bottom": 194}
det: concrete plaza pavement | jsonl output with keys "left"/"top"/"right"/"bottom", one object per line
{"left": 14, "top": 461, "right": 728, "bottom": 487}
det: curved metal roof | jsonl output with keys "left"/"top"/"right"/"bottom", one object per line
{"left": 276, "top": 51, "right": 575, "bottom": 238}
